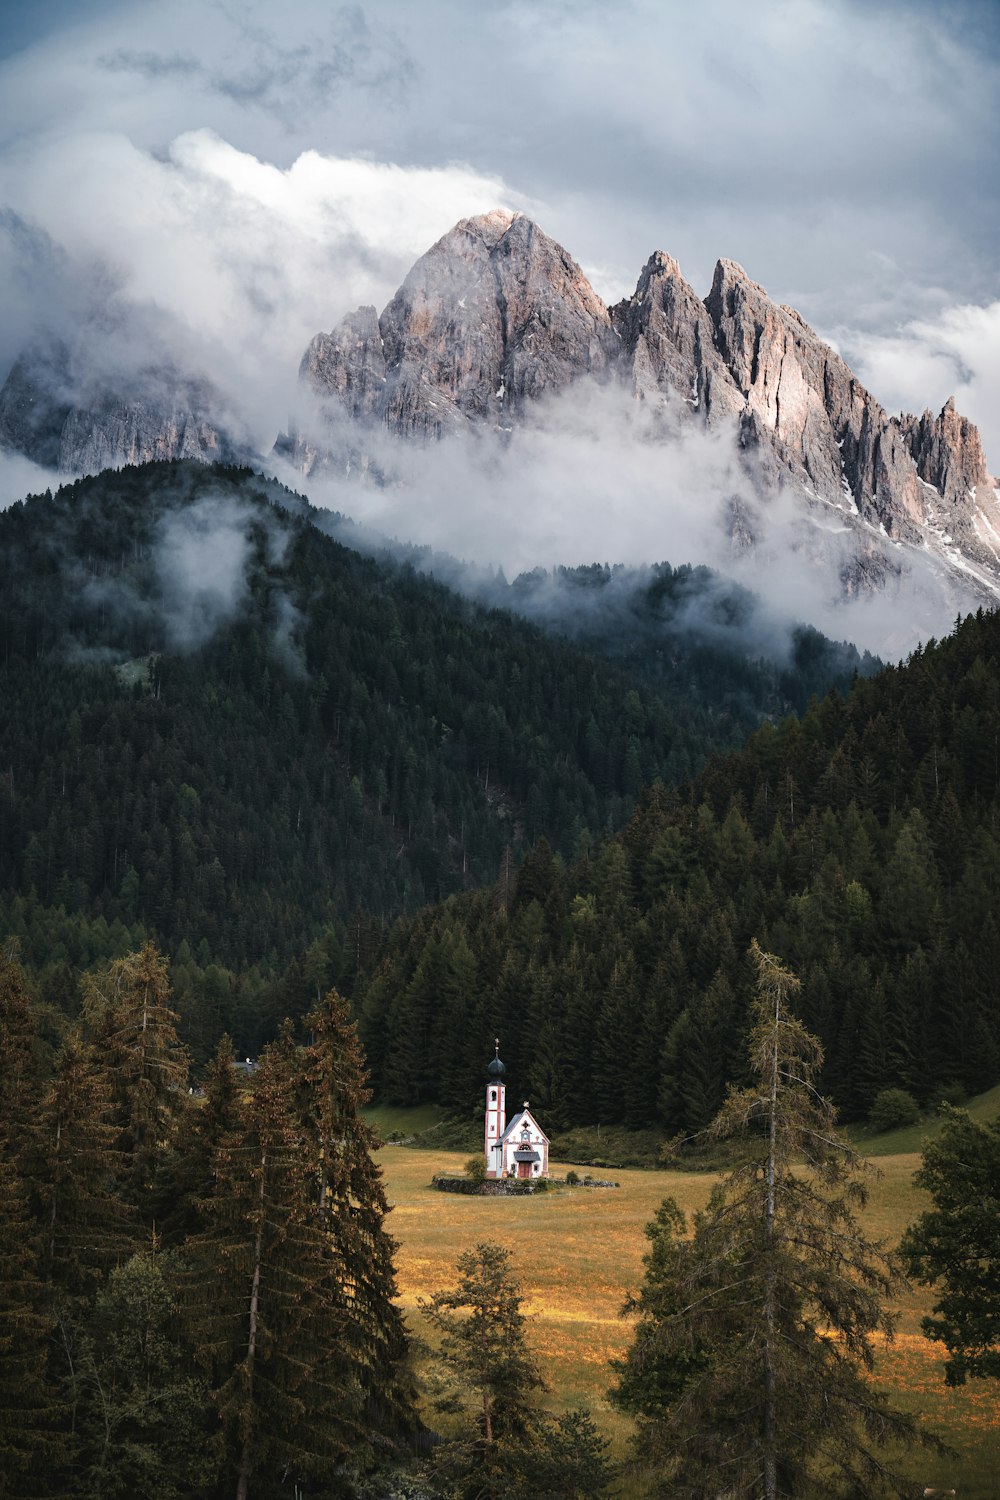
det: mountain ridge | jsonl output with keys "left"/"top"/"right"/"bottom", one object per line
{"left": 287, "top": 211, "right": 1000, "bottom": 611}
{"left": 2, "top": 210, "right": 997, "bottom": 624}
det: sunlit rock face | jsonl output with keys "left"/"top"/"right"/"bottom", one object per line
{"left": 703, "top": 257, "right": 928, "bottom": 535}
{"left": 297, "top": 209, "right": 618, "bottom": 453}
{"left": 897, "top": 398, "right": 1000, "bottom": 570}
{"left": 611, "top": 250, "right": 744, "bottom": 427}
{"left": 294, "top": 212, "right": 996, "bottom": 558}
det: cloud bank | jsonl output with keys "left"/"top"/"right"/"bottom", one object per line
{"left": 0, "top": 0, "right": 998, "bottom": 657}
{"left": 279, "top": 382, "right": 985, "bottom": 658}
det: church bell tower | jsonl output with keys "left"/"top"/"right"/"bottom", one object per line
{"left": 485, "top": 1039, "right": 506, "bottom": 1179}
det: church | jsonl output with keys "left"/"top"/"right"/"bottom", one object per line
{"left": 484, "top": 1041, "right": 550, "bottom": 1180}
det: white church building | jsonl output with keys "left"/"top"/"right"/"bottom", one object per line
{"left": 484, "top": 1041, "right": 549, "bottom": 1180}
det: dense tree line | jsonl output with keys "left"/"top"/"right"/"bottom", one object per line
{"left": 0, "top": 461, "right": 865, "bottom": 1050}
{"left": 0, "top": 942, "right": 413, "bottom": 1498}
{"left": 357, "top": 605, "right": 1000, "bottom": 1127}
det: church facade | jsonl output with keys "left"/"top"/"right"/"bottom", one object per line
{"left": 484, "top": 1042, "right": 550, "bottom": 1180}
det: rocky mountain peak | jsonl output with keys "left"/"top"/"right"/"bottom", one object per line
{"left": 453, "top": 207, "right": 522, "bottom": 246}
{"left": 288, "top": 215, "right": 998, "bottom": 596}
{"left": 899, "top": 397, "right": 993, "bottom": 509}
{"left": 3, "top": 207, "right": 997, "bottom": 621}
{"left": 611, "top": 251, "right": 743, "bottom": 424}
{"left": 294, "top": 209, "right": 617, "bottom": 460}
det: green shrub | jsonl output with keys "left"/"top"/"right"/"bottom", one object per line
{"left": 565, "top": 1170, "right": 580, "bottom": 1186}
{"left": 868, "top": 1088, "right": 921, "bottom": 1133}
{"left": 464, "top": 1155, "right": 487, "bottom": 1185}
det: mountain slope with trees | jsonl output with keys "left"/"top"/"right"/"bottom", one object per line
{"left": 357, "top": 604, "right": 1000, "bottom": 1126}
{"left": 0, "top": 460, "right": 868, "bottom": 1053}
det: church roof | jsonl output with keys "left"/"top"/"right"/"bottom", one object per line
{"left": 500, "top": 1108, "right": 549, "bottom": 1145}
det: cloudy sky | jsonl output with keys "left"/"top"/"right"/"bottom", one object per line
{"left": 0, "top": 0, "right": 998, "bottom": 544}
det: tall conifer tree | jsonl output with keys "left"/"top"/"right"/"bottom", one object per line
{"left": 0, "top": 947, "right": 45, "bottom": 1141}
{"left": 299, "top": 988, "right": 414, "bottom": 1448}
{"left": 82, "top": 944, "right": 189, "bottom": 1211}
{"left": 0, "top": 1151, "right": 62, "bottom": 1498}
{"left": 612, "top": 941, "right": 934, "bottom": 1499}
{"left": 26, "top": 1032, "right": 132, "bottom": 1302}
{"left": 185, "top": 1030, "right": 363, "bottom": 1499}
{"left": 156, "top": 1033, "right": 243, "bottom": 1247}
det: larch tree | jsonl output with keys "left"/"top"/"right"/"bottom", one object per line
{"left": 19, "top": 1030, "right": 134, "bottom": 1470}
{"left": 0, "top": 1151, "right": 63, "bottom": 1498}
{"left": 75, "top": 1249, "right": 214, "bottom": 1500}
{"left": 26, "top": 1031, "right": 133, "bottom": 1304}
{"left": 612, "top": 940, "right": 935, "bottom": 1500}
{"left": 421, "top": 1240, "right": 548, "bottom": 1493}
{"left": 156, "top": 1033, "right": 243, "bottom": 1247}
{"left": 0, "top": 946, "right": 46, "bottom": 1140}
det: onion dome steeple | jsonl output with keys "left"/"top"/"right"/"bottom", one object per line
{"left": 487, "top": 1037, "right": 506, "bottom": 1083}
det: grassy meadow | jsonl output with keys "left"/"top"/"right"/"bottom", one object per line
{"left": 371, "top": 1104, "right": 1000, "bottom": 1498}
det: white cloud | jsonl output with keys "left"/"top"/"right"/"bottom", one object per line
{"left": 0, "top": 447, "right": 62, "bottom": 507}
{"left": 0, "top": 127, "right": 525, "bottom": 445}
{"left": 276, "top": 382, "right": 986, "bottom": 658}
{"left": 1, "top": 0, "right": 998, "bottom": 324}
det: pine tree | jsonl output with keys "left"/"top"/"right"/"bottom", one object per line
{"left": 901, "top": 1109, "right": 1000, "bottom": 1385}
{"left": 76, "top": 1249, "right": 214, "bottom": 1500}
{"left": 0, "top": 946, "right": 45, "bottom": 1138}
{"left": 156, "top": 1034, "right": 242, "bottom": 1247}
{"left": 0, "top": 1150, "right": 62, "bottom": 1498}
{"left": 612, "top": 941, "right": 935, "bottom": 1499}
{"left": 185, "top": 1030, "right": 363, "bottom": 1499}
{"left": 299, "top": 987, "right": 413, "bottom": 1449}
{"left": 25, "top": 1031, "right": 133, "bottom": 1302}
{"left": 422, "top": 1241, "right": 612, "bottom": 1499}
{"left": 82, "top": 944, "right": 189, "bottom": 1212}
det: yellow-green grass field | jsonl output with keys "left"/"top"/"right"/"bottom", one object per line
{"left": 373, "top": 1120, "right": 1000, "bottom": 1497}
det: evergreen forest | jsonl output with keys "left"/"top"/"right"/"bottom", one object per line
{"left": 358, "top": 605, "right": 1000, "bottom": 1130}
{"left": 0, "top": 460, "right": 869, "bottom": 1061}
{"left": 1, "top": 458, "right": 998, "bottom": 1496}
{"left": 0, "top": 942, "right": 417, "bottom": 1498}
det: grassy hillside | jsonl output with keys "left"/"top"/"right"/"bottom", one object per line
{"left": 848, "top": 1080, "right": 1000, "bottom": 1158}
{"left": 378, "top": 1138, "right": 998, "bottom": 1497}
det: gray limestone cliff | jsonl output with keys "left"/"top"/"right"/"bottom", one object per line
{"left": 610, "top": 250, "right": 744, "bottom": 427}
{"left": 0, "top": 344, "right": 242, "bottom": 474}
{"left": 701, "top": 257, "right": 929, "bottom": 536}
{"left": 292, "top": 215, "right": 997, "bottom": 587}
{"left": 697, "top": 259, "right": 1000, "bottom": 567}
{"left": 290, "top": 209, "right": 618, "bottom": 470}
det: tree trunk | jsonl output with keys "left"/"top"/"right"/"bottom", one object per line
{"left": 763, "top": 990, "right": 779, "bottom": 1500}
{"left": 235, "top": 1149, "right": 267, "bottom": 1500}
